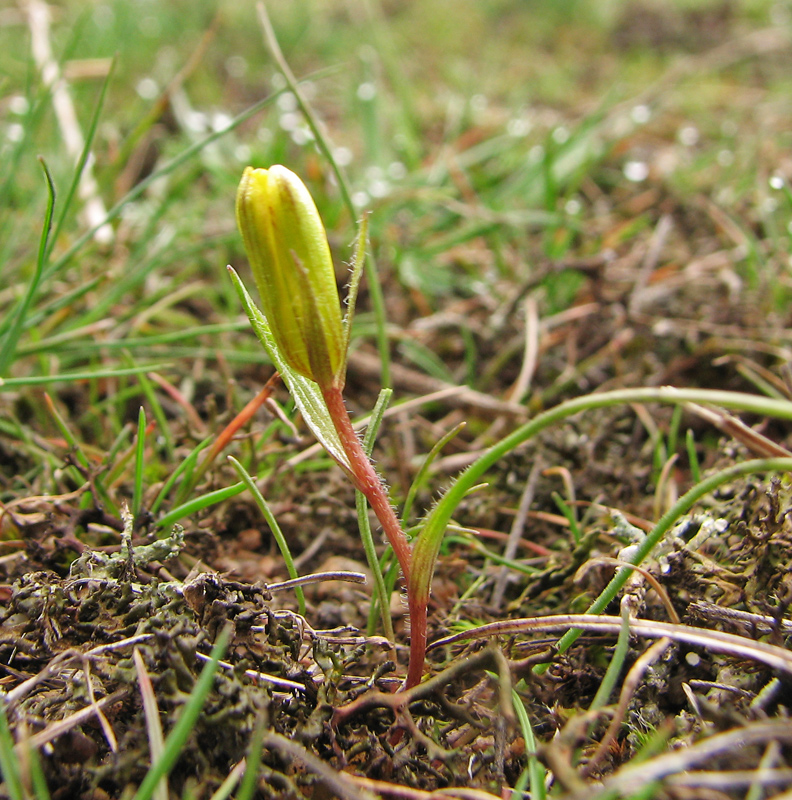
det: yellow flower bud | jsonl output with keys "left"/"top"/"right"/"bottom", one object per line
{"left": 236, "top": 165, "right": 344, "bottom": 388}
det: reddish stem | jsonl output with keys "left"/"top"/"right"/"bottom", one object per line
{"left": 405, "top": 592, "right": 427, "bottom": 690}
{"left": 322, "top": 384, "right": 425, "bottom": 688}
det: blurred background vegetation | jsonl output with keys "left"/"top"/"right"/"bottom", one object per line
{"left": 2, "top": 0, "right": 792, "bottom": 508}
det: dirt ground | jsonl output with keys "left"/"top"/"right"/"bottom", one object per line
{"left": 4, "top": 180, "right": 792, "bottom": 798}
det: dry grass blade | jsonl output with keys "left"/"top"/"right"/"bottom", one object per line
{"left": 347, "top": 775, "right": 501, "bottom": 800}
{"left": 688, "top": 600, "right": 792, "bottom": 635}
{"left": 18, "top": 688, "right": 129, "bottom": 752}
{"left": 260, "top": 731, "right": 377, "bottom": 800}
{"left": 347, "top": 349, "right": 527, "bottom": 417}
{"left": 82, "top": 657, "right": 118, "bottom": 753}
{"left": 428, "top": 614, "right": 792, "bottom": 676}
{"left": 490, "top": 459, "right": 542, "bottom": 608}
{"left": 133, "top": 648, "right": 168, "bottom": 800}
{"left": 582, "top": 637, "right": 673, "bottom": 777}
{"left": 684, "top": 402, "right": 792, "bottom": 459}
{"left": 26, "top": 0, "right": 111, "bottom": 242}
{"left": 585, "top": 719, "right": 792, "bottom": 799}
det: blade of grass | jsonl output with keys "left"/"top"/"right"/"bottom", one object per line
{"left": 686, "top": 428, "right": 701, "bottom": 483}
{"left": 228, "top": 456, "right": 305, "bottom": 617}
{"left": 155, "top": 481, "right": 247, "bottom": 530}
{"left": 551, "top": 492, "right": 581, "bottom": 545}
{"left": 132, "top": 407, "right": 147, "bottom": 521}
{"left": 11, "top": 276, "right": 103, "bottom": 340}
{"left": 132, "top": 366, "right": 173, "bottom": 458}
{"left": 235, "top": 715, "right": 266, "bottom": 800}
{"left": 18, "top": 322, "right": 246, "bottom": 357}
{"left": 589, "top": 604, "right": 632, "bottom": 711}
{"left": 151, "top": 436, "right": 212, "bottom": 516}
{"left": 0, "top": 364, "right": 171, "bottom": 390}
{"left": 132, "top": 625, "right": 231, "bottom": 800}
{"left": 0, "top": 701, "right": 24, "bottom": 800}
{"left": 511, "top": 684, "right": 547, "bottom": 800}
{"left": 0, "top": 157, "right": 55, "bottom": 377}
{"left": 208, "top": 760, "right": 246, "bottom": 800}
{"left": 27, "top": 743, "right": 51, "bottom": 800}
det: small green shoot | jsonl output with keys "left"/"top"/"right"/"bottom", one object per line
{"left": 0, "top": 700, "right": 24, "bottom": 800}
{"left": 132, "top": 625, "right": 231, "bottom": 800}
{"left": 228, "top": 456, "right": 305, "bottom": 616}
{"left": 0, "top": 159, "right": 55, "bottom": 378}
{"left": 685, "top": 428, "right": 701, "bottom": 483}
{"left": 511, "top": 684, "right": 547, "bottom": 800}
{"left": 132, "top": 407, "right": 147, "bottom": 521}
{"left": 589, "top": 605, "right": 632, "bottom": 711}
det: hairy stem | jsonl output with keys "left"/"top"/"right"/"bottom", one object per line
{"left": 322, "top": 385, "right": 411, "bottom": 578}
{"left": 322, "top": 384, "right": 425, "bottom": 688}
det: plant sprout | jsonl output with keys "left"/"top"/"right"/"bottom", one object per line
{"left": 232, "top": 165, "right": 424, "bottom": 688}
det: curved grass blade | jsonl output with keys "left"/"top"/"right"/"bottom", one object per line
{"left": 46, "top": 57, "right": 116, "bottom": 261}
{"left": 228, "top": 456, "right": 305, "bottom": 616}
{"left": 550, "top": 456, "right": 792, "bottom": 662}
{"left": 410, "top": 387, "right": 792, "bottom": 659}
{"left": 0, "top": 158, "right": 55, "bottom": 377}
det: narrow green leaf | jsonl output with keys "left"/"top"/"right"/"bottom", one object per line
{"left": 228, "top": 456, "right": 305, "bottom": 616}
{"left": 511, "top": 686, "right": 546, "bottom": 800}
{"left": 0, "top": 158, "right": 55, "bottom": 376}
{"left": 589, "top": 605, "right": 631, "bottom": 711}
{"left": 0, "top": 364, "right": 171, "bottom": 390}
{"left": 356, "top": 388, "right": 395, "bottom": 640}
{"left": 132, "top": 626, "right": 231, "bottom": 800}
{"left": 0, "top": 701, "right": 24, "bottom": 800}
{"left": 411, "top": 388, "right": 792, "bottom": 662}
{"left": 132, "top": 407, "right": 146, "bottom": 519}
{"left": 155, "top": 482, "right": 247, "bottom": 529}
